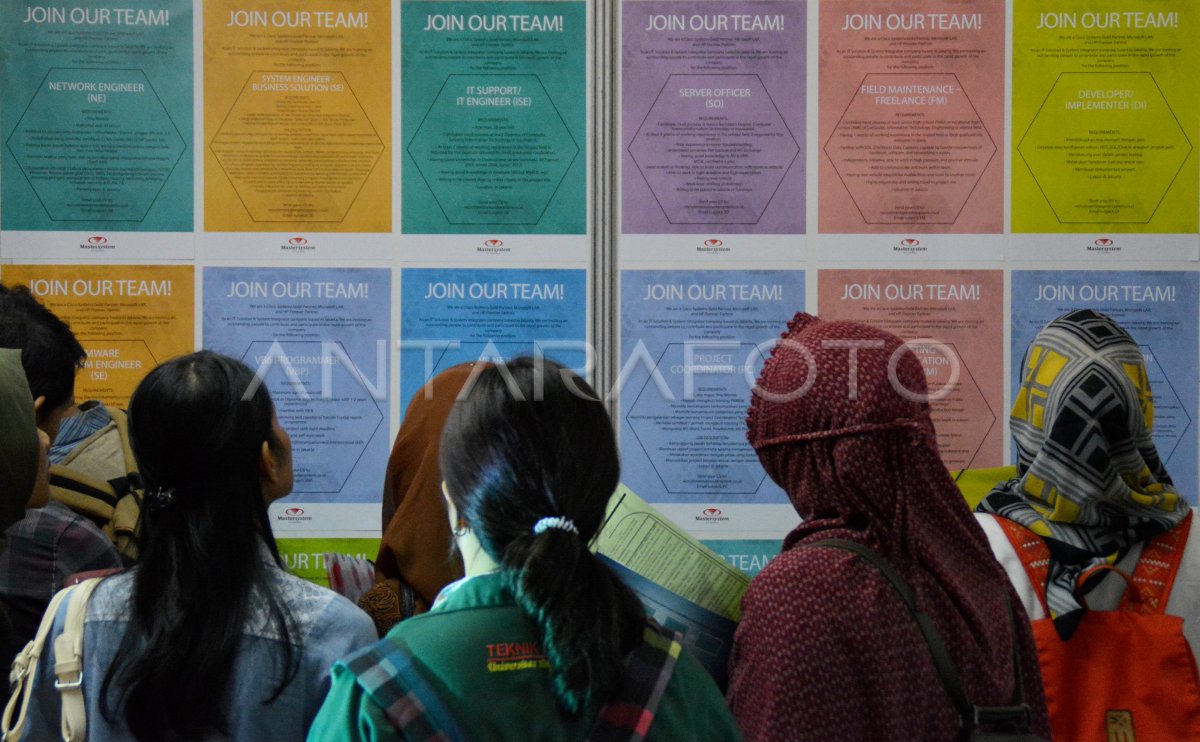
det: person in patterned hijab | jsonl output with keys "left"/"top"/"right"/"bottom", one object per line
{"left": 728, "top": 313, "right": 1047, "bottom": 741}
{"left": 977, "top": 308, "right": 1189, "bottom": 637}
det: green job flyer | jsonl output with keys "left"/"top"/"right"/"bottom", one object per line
{"left": 0, "top": 1, "right": 193, "bottom": 232}
{"left": 402, "top": 1, "right": 587, "bottom": 234}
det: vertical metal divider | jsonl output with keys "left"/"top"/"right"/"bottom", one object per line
{"left": 593, "top": 0, "right": 619, "bottom": 419}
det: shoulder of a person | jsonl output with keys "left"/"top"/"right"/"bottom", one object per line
{"left": 272, "top": 568, "right": 370, "bottom": 630}
{"left": 53, "top": 505, "right": 115, "bottom": 545}
{"left": 751, "top": 539, "right": 883, "bottom": 589}
{"left": 386, "top": 595, "right": 499, "bottom": 647}
{"left": 262, "top": 579, "right": 376, "bottom": 669}
{"left": 971, "top": 512, "right": 1016, "bottom": 552}
{"left": 27, "top": 499, "right": 79, "bottom": 530}
{"left": 84, "top": 572, "right": 134, "bottom": 622}
{"left": 743, "top": 539, "right": 924, "bottom": 629}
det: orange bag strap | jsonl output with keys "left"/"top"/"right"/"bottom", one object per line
{"left": 998, "top": 513, "right": 1192, "bottom": 617}
{"left": 996, "top": 518, "right": 1052, "bottom": 615}
{"left": 1119, "top": 510, "right": 1192, "bottom": 614}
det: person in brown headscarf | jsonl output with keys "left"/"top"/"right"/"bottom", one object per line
{"left": 728, "top": 314, "right": 1048, "bottom": 741}
{"left": 357, "top": 363, "right": 482, "bottom": 635}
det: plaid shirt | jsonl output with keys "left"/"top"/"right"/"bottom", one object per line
{"left": 48, "top": 401, "right": 112, "bottom": 464}
{"left": 0, "top": 500, "right": 122, "bottom": 652}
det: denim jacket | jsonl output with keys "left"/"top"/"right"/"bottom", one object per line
{"left": 18, "top": 550, "right": 376, "bottom": 741}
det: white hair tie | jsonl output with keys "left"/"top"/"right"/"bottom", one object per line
{"left": 532, "top": 516, "right": 579, "bottom": 536}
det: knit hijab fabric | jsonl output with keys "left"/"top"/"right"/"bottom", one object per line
{"left": 748, "top": 315, "right": 1006, "bottom": 568}
{"left": 368, "top": 364, "right": 482, "bottom": 626}
{"left": 978, "top": 309, "right": 1187, "bottom": 637}
{"left": 731, "top": 314, "right": 1046, "bottom": 740}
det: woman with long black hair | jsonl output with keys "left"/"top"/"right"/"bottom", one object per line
{"left": 16, "top": 351, "right": 376, "bottom": 741}
{"left": 309, "top": 357, "right": 740, "bottom": 741}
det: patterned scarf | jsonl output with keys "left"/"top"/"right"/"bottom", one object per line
{"left": 978, "top": 309, "right": 1187, "bottom": 638}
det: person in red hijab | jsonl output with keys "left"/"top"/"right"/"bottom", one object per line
{"left": 727, "top": 314, "right": 1048, "bottom": 741}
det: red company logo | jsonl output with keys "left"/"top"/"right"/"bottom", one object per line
{"left": 284, "top": 507, "right": 305, "bottom": 516}
{"left": 288, "top": 237, "right": 308, "bottom": 246}
{"left": 484, "top": 239, "right": 504, "bottom": 247}
{"left": 702, "top": 507, "right": 722, "bottom": 517}
{"left": 901, "top": 238, "right": 920, "bottom": 247}
{"left": 704, "top": 239, "right": 723, "bottom": 248}
{"left": 1094, "top": 238, "right": 1114, "bottom": 247}
{"left": 87, "top": 235, "right": 107, "bottom": 245}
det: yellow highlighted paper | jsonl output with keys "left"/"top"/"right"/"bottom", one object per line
{"left": 1, "top": 265, "right": 194, "bottom": 407}
{"left": 203, "top": 1, "right": 391, "bottom": 232}
{"left": 597, "top": 484, "right": 749, "bottom": 621}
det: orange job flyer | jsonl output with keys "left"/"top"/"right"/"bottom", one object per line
{"left": 1, "top": 265, "right": 195, "bottom": 408}
{"left": 203, "top": 1, "right": 391, "bottom": 232}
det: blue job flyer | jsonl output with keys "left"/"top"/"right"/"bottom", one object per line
{"left": 1011, "top": 270, "right": 1200, "bottom": 503}
{"left": 618, "top": 269, "right": 803, "bottom": 514}
{"left": 0, "top": 1, "right": 193, "bottom": 234}
{"left": 400, "top": 268, "right": 588, "bottom": 407}
{"left": 202, "top": 268, "right": 391, "bottom": 518}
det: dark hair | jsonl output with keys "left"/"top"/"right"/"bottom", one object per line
{"left": 101, "top": 351, "right": 297, "bottom": 740}
{"left": 439, "top": 357, "right": 645, "bottom": 714}
{"left": 0, "top": 284, "right": 86, "bottom": 418}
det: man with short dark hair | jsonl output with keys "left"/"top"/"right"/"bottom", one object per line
{"left": 0, "top": 284, "right": 86, "bottom": 440}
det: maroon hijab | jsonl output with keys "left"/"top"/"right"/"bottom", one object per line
{"left": 727, "top": 314, "right": 1047, "bottom": 741}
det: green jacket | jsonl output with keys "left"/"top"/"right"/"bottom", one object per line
{"left": 308, "top": 572, "right": 743, "bottom": 741}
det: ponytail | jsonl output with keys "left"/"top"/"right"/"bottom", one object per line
{"left": 441, "top": 358, "right": 646, "bottom": 713}
{"left": 502, "top": 526, "right": 645, "bottom": 712}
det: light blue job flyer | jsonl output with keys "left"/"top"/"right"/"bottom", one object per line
{"left": 700, "top": 539, "right": 779, "bottom": 578}
{"left": 202, "top": 268, "right": 390, "bottom": 505}
{"left": 401, "top": 1, "right": 586, "bottom": 234}
{"left": 1011, "top": 271, "right": 1199, "bottom": 503}
{"left": 400, "top": 268, "right": 587, "bottom": 406}
{"left": 0, "top": 1, "right": 192, "bottom": 232}
{"left": 619, "top": 269, "right": 803, "bottom": 506}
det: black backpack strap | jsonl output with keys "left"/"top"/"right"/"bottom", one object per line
{"left": 811, "top": 539, "right": 1033, "bottom": 738}
{"left": 587, "top": 621, "right": 683, "bottom": 742}
{"left": 977, "top": 592, "right": 1036, "bottom": 732}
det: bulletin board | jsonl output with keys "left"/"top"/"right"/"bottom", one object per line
{"left": 2, "top": 0, "right": 1198, "bottom": 578}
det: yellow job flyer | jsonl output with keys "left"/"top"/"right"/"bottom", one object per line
{"left": 203, "top": 1, "right": 391, "bottom": 232}
{"left": 0, "top": 265, "right": 194, "bottom": 407}
{"left": 1012, "top": 1, "right": 1198, "bottom": 233}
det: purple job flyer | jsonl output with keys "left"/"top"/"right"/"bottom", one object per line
{"left": 621, "top": 1, "right": 806, "bottom": 235}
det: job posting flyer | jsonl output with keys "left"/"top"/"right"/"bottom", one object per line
{"left": 203, "top": 267, "right": 390, "bottom": 520}
{"left": 819, "top": 269, "right": 1004, "bottom": 471}
{"left": 618, "top": 269, "right": 803, "bottom": 537}
{"left": 399, "top": 267, "right": 588, "bottom": 408}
